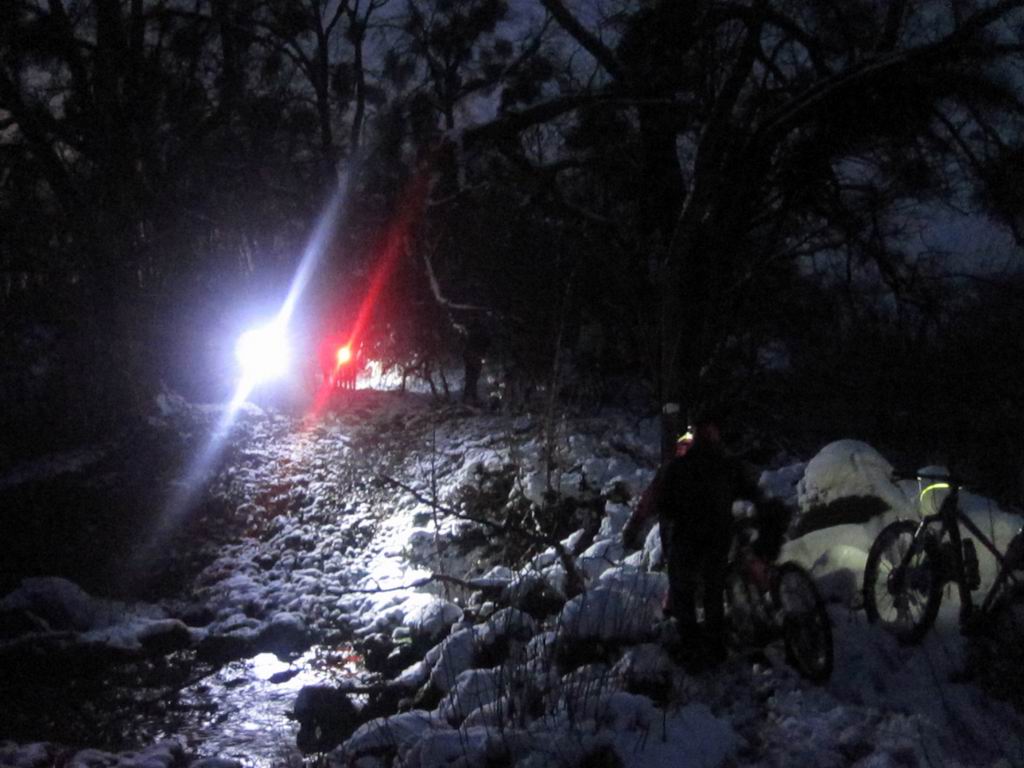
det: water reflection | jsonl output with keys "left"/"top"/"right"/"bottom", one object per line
{"left": 160, "top": 646, "right": 369, "bottom": 767}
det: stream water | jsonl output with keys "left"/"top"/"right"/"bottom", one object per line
{"left": 155, "top": 646, "right": 370, "bottom": 767}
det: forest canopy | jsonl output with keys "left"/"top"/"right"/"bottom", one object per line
{"left": 2, "top": 0, "right": 1023, "bottom": 498}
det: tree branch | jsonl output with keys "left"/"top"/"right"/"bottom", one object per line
{"left": 537, "top": 0, "right": 623, "bottom": 80}
{"left": 375, "top": 471, "right": 586, "bottom": 597}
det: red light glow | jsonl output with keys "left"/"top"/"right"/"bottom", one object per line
{"left": 308, "top": 172, "right": 429, "bottom": 417}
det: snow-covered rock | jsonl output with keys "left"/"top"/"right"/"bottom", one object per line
{"left": 332, "top": 710, "right": 445, "bottom": 765}
{"left": 557, "top": 586, "right": 658, "bottom": 643}
{"left": 437, "top": 667, "right": 504, "bottom": 723}
{"left": 427, "top": 627, "right": 480, "bottom": 693}
{"left": 0, "top": 577, "right": 150, "bottom": 633}
{"left": 401, "top": 596, "right": 464, "bottom": 644}
{"left": 598, "top": 502, "right": 632, "bottom": 539}
{"left": 760, "top": 461, "right": 806, "bottom": 506}
{"left": 797, "top": 440, "right": 911, "bottom": 517}
{"left": 577, "top": 539, "right": 623, "bottom": 582}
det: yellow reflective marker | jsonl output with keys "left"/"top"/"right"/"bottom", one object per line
{"left": 919, "top": 482, "right": 950, "bottom": 504}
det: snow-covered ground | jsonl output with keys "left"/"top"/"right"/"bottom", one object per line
{"left": 2, "top": 393, "right": 1022, "bottom": 768}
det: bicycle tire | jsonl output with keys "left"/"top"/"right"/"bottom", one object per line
{"left": 724, "top": 565, "right": 767, "bottom": 647}
{"left": 771, "top": 562, "right": 833, "bottom": 683}
{"left": 863, "top": 519, "right": 942, "bottom": 644}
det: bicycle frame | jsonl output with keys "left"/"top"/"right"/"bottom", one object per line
{"left": 905, "top": 479, "right": 1023, "bottom": 619}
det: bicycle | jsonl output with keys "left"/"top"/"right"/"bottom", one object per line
{"left": 724, "top": 527, "right": 834, "bottom": 683}
{"left": 863, "top": 471, "right": 1024, "bottom": 645}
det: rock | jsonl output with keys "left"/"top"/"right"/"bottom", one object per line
{"left": 598, "top": 503, "right": 632, "bottom": 538}
{"left": 402, "top": 597, "right": 463, "bottom": 644}
{"left": 257, "top": 612, "right": 310, "bottom": 656}
{"left": 0, "top": 577, "right": 98, "bottom": 631}
{"left": 269, "top": 668, "right": 301, "bottom": 684}
{"left": 0, "top": 741, "right": 58, "bottom": 768}
{"left": 557, "top": 586, "right": 658, "bottom": 644}
{"left": 795, "top": 441, "right": 911, "bottom": 533}
{"left": 138, "top": 619, "right": 193, "bottom": 655}
{"left": 0, "top": 607, "right": 51, "bottom": 639}
{"left": 291, "top": 685, "right": 360, "bottom": 754}
{"left": 503, "top": 573, "right": 565, "bottom": 620}
{"left": 176, "top": 604, "right": 215, "bottom": 628}
{"left": 197, "top": 631, "right": 256, "bottom": 664}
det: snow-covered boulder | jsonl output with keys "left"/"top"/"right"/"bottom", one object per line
{"left": 426, "top": 626, "right": 485, "bottom": 694}
{"left": 625, "top": 522, "right": 663, "bottom": 571}
{"left": 795, "top": 441, "right": 913, "bottom": 532}
{"left": 0, "top": 577, "right": 153, "bottom": 633}
{"left": 557, "top": 586, "right": 658, "bottom": 644}
{"left": 559, "top": 528, "right": 588, "bottom": 554}
{"left": 334, "top": 710, "right": 445, "bottom": 765}
{"left": 437, "top": 667, "right": 504, "bottom": 723}
{"left": 485, "top": 607, "right": 538, "bottom": 642}
{"left": 503, "top": 571, "right": 565, "bottom": 618}
{"left": 577, "top": 539, "right": 623, "bottom": 582}
{"left": 14, "top": 739, "right": 189, "bottom": 768}
{"left": 611, "top": 643, "right": 674, "bottom": 704}
{"left": 597, "top": 502, "right": 632, "bottom": 539}
{"left": 400, "top": 596, "right": 463, "bottom": 644}
{"left": 598, "top": 567, "right": 667, "bottom": 613}
{"left": 472, "top": 566, "right": 514, "bottom": 590}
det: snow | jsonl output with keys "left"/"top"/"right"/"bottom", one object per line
{"left": 617, "top": 703, "right": 739, "bottom": 768}
{"left": 399, "top": 595, "right": 464, "bottom": 642}
{"left": 796, "top": 439, "right": 912, "bottom": 516}
{"left": 336, "top": 710, "right": 442, "bottom": 763}
{"left": 5, "top": 395, "right": 1024, "bottom": 768}
{"left": 0, "top": 740, "right": 188, "bottom": 768}
{"left": 0, "top": 577, "right": 190, "bottom": 654}
{"left": 557, "top": 585, "right": 660, "bottom": 643}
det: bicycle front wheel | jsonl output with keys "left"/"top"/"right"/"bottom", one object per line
{"left": 724, "top": 566, "right": 768, "bottom": 647}
{"left": 863, "top": 519, "right": 942, "bottom": 644}
{"left": 772, "top": 563, "right": 833, "bottom": 683}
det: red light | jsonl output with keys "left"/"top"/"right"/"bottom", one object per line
{"left": 336, "top": 345, "right": 352, "bottom": 365}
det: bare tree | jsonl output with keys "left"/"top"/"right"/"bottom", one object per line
{"left": 458, "top": 0, "right": 1024, "bottom": 456}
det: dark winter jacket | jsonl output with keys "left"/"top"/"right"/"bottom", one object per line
{"left": 655, "top": 442, "right": 753, "bottom": 549}
{"left": 623, "top": 442, "right": 789, "bottom": 560}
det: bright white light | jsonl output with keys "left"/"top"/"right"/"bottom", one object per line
{"left": 235, "top": 321, "right": 289, "bottom": 383}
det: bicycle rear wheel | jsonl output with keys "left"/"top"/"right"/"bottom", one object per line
{"left": 772, "top": 562, "right": 833, "bottom": 683}
{"left": 863, "top": 520, "right": 942, "bottom": 644}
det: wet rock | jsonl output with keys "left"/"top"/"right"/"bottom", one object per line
{"left": 175, "top": 604, "right": 215, "bottom": 628}
{"left": 197, "top": 631, "right": 256, "bottom": 664}
{"left": 256, "top": 612, "right": 310, "bottom": 656}
{"left": 290, "top": 685, "right": 359, "bottom": 754}
{"left": 138, "top": 619, "right": 193, "bottom": 655}
{"left": 269, "top": 668, "right": 301, "bottom": 684}
{"left": 356, "top": 632, "right": 396, "bottom": 674}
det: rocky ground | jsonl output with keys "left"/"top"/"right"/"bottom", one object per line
{"left": 2, "top": 391, "right": 1023, "bottom": 768}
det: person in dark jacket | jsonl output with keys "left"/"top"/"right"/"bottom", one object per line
{"left": 626, "top": 408, "right": 769, "bottom": 667}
